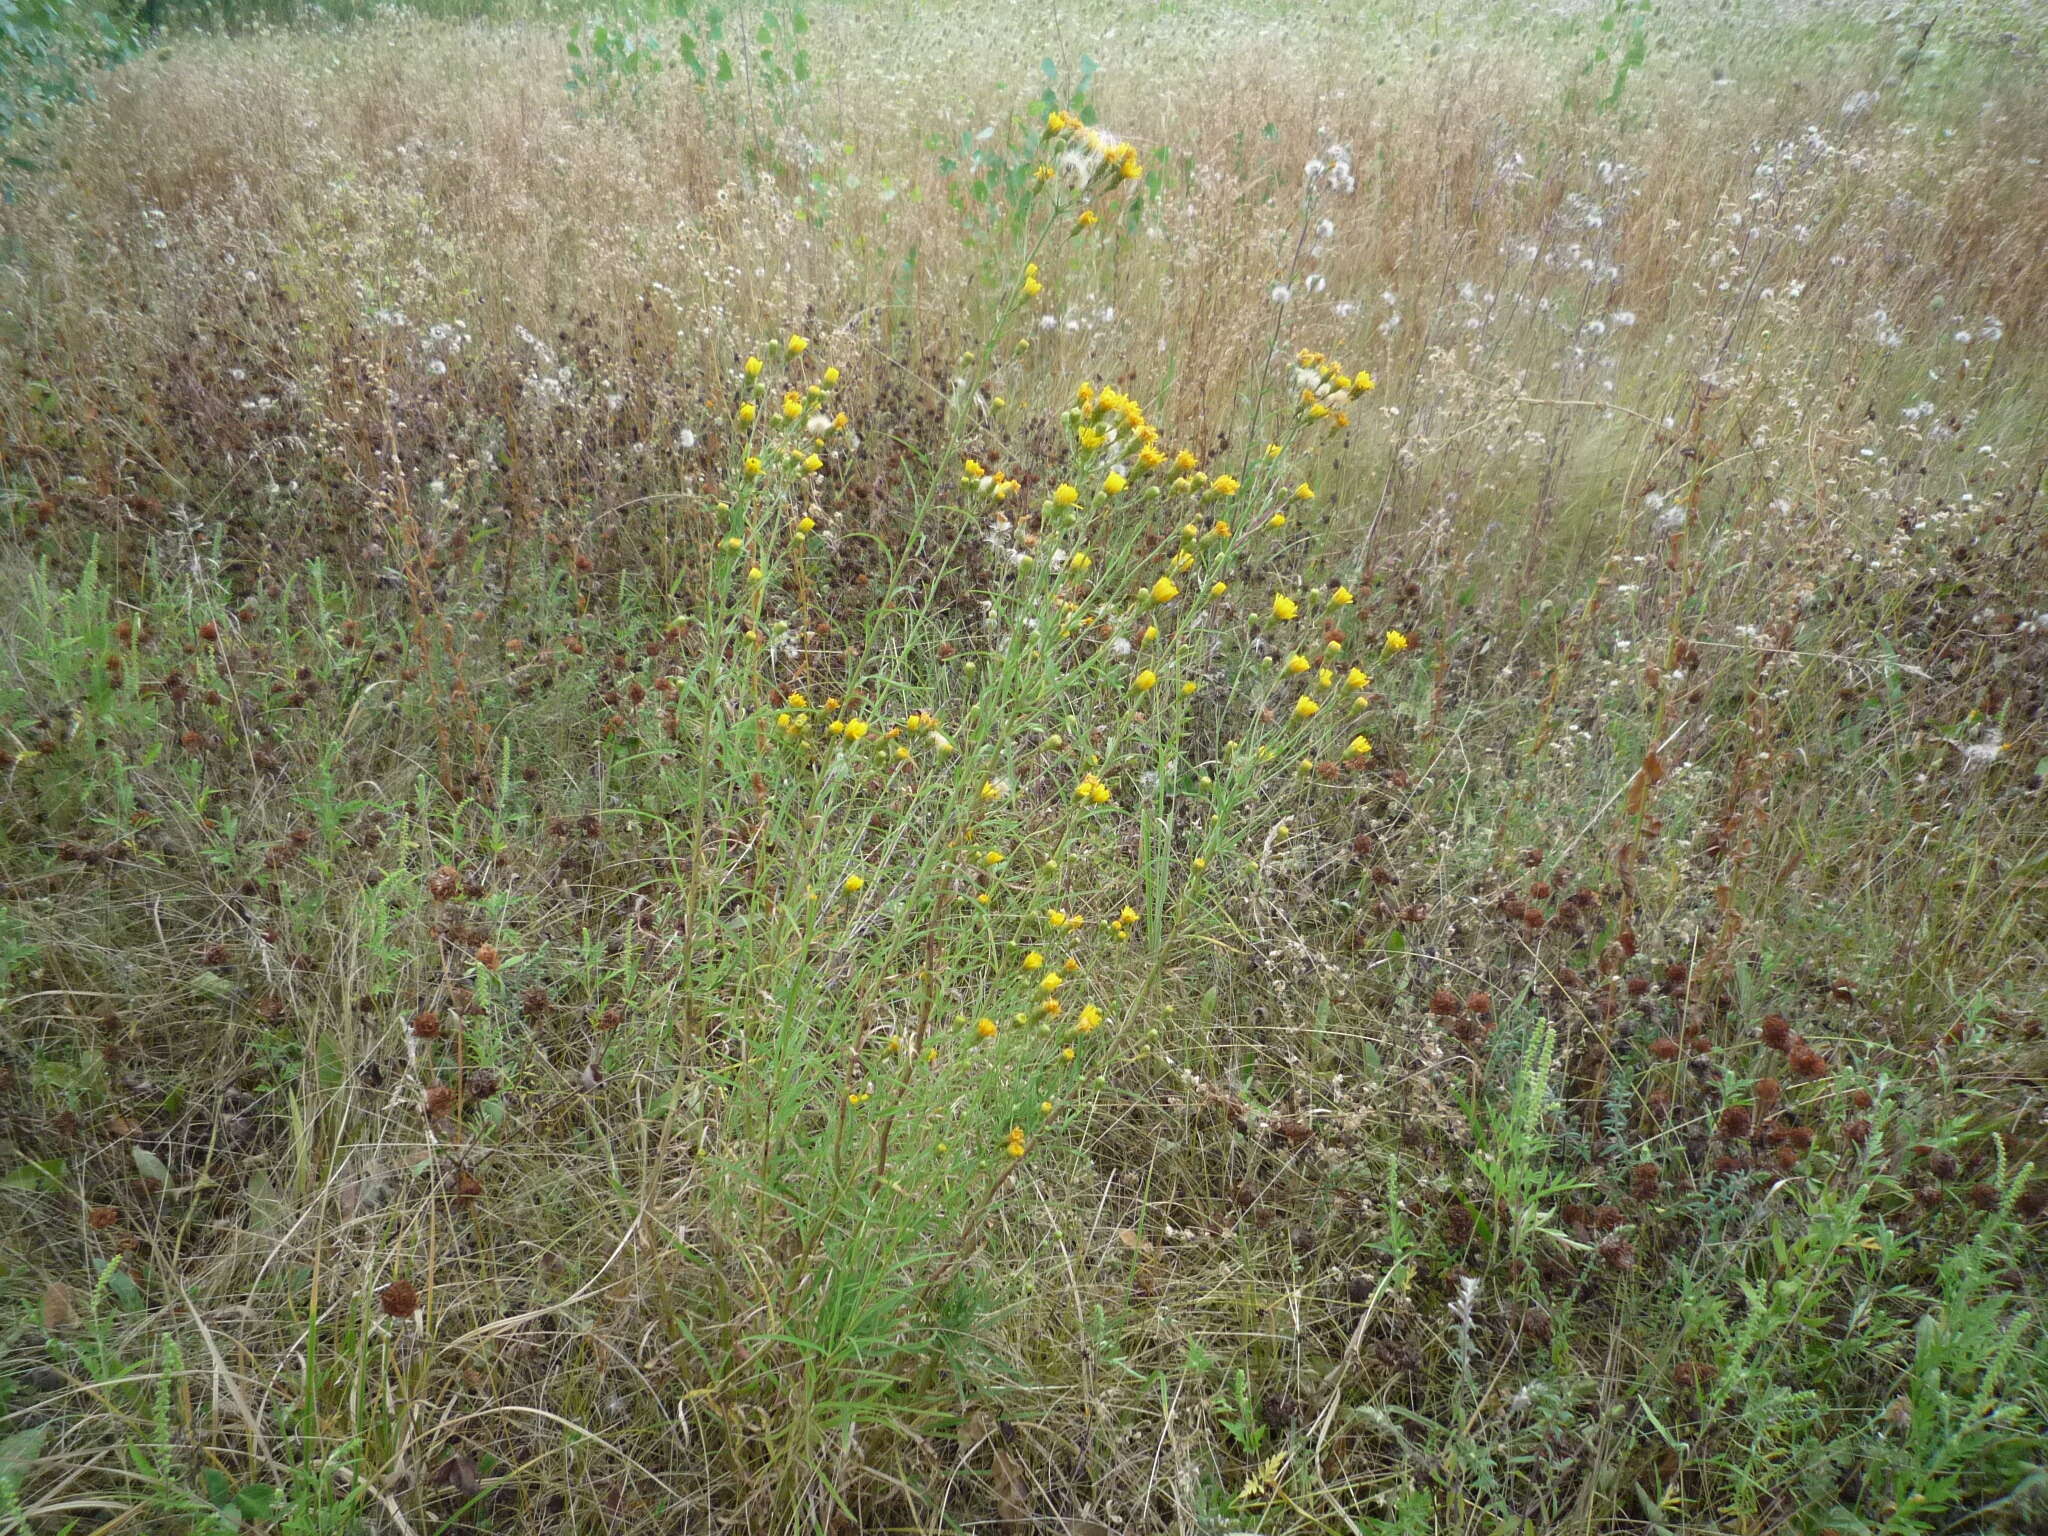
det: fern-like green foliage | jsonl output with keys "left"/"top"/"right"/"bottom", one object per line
{"left": 0, "top": 0, "right": 138, "bottom": 199}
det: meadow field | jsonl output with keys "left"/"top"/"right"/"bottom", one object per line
{"left": 2, "top": 0, "right": 2046, "bottom": 1531}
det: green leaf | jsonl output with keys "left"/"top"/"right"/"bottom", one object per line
{"left": 105, "top": 1265, "right": 144, "bottom": 1310}
{"left": 0, "top": 1426, "right": 46, "bottom": 1483}
{"left": 132, "top": 1145, "right": 170, "bottom": 1184}
{"left": 2, "top": 1156, "right": 66, "bottom": 1192}
{"left": 235, "top": 1484, "right": 280, "bottom": 1521}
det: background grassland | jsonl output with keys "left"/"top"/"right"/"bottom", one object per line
{"left": 2, "top": 1, "right": 2047, "bottom": 1533}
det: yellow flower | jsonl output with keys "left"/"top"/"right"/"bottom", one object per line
{"left": 1286, "top": 654, "right": 1310, "bottom": 674}
{"left": 738, "top": 401, "right": 757, "bottom": 424}
{"left": 1046, "top": 110, "right": 1067, "bottom": 133}
{"left": 1173, "top": 449, "right": 1199, "bottom": 472}
{"left": 786, "top": 334, "right": 808, "bottom": 355}
{"left": 1052, "top": 482, "right": 1079, "bottom": 507}
{"left": 1318, "top": 667, "right": 1335, "bottom": 687}
{"left": 1006, "top": 1127, "right": 1027, "bottom": 1157}
{"left": 1210, "top": 581, "right": 1228, "bottom": 597}
{"left": 1294, "top": 696, "right": 1320, "bottom": 719}
{"left": 1102, "top": 471, "right": 1127, "bottom": 494}
{"left": 843, "top": 719, "right": 870, "bottom": 741}
{"left": 977, "top": 1017, "right": 998, "bottom": 1039}
{"left": 1347, "top": 667, "right": 1369, "bottom": 688}
{"left": 1133, "top": 668, "right": 1158, "bottom": 692}
{"left": 1180, "top": 680, "right": 1198, "bottom": 695}
{"left": 1142, "top": 623, "right": 1159, "bottom": 642}
{"left": 1272, "top": 593, "right": 1300, "bottom": 621}
{"left": 1211, "top": 474, "right": 1240, "bottom": 496}
{"left": 1385, "top": 629, "right": 1410, "bottom": 652}
{"left": 1076, "top": 1004, "right": 1103, "bottom": 1032}
{"left": 1023, "top": 950, "right": 1044, "bottom": 971}
{"left": 781, "top": 392, "right": 803, "bottom": 421}
{"left": 744, "top": 356, "right": 763, "bottom": 378}
{"left": 1023, "top": 264, "right": 1043, "bottom": 297}
{"left": 803, "top": 453, "right": 823, "bottom": 473}
{"left": 1149, "top": 576, "right": 1180, "bottom": 605}
{"left": 1347, "top": 735, "right": 1372, "bottom": 756}
{"left": 1330, "top": 585, "right": 1354, "bottom": 606}
{"left": 743, "top": 456, "right": 764, "bottom": 476}
{"left": 1076, "top": 209, "right": 1098, "bottom": 229}
{"left": 823, "top": 366, "right": 840, "bottom": 385}
{"left": 842, "top": 874, "right": 865, "bottom": 892}
{"left": 1265, "top": 443, "right": 1282, "bottom": 459}
{"left": 1268, "top": 512, "right": 1287, "bottom": 528}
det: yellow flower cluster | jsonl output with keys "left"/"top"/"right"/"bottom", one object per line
{"left": 963, "top": 457, "right": 1022, "bottom": 500}
{"left": 727, "top": 337, "right": 846, "bottom": 500}
{"left": 1043, "top": 111, "right": 1143, "bottom": 184}
{"left": 1292, "top": 349, "right": 1374, "bottom": 430}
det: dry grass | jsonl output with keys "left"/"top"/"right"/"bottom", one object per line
{"left": 2, "top": 2, "right": 2047, "bottom": 1533}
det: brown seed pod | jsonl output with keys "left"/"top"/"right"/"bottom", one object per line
{"left": 1597, "top": 1235, "right": 1636, "bottom": 1272}
{"left": 378, "top": 1279, "right": 419, "bottom": 1319}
